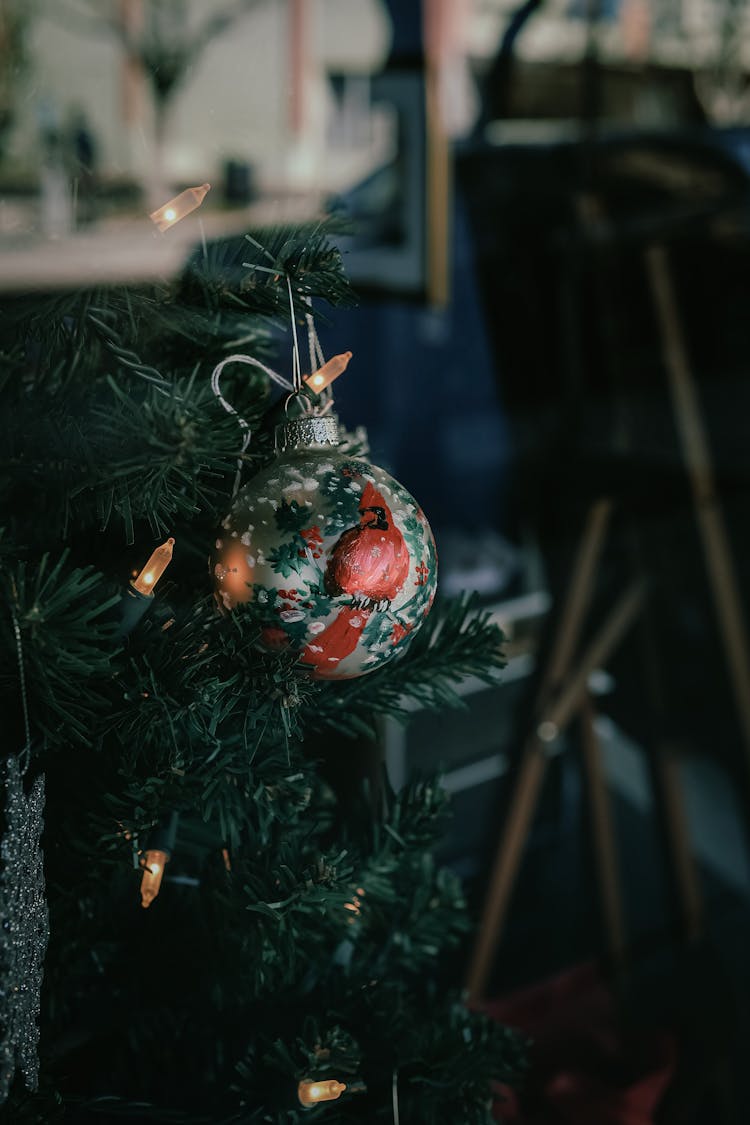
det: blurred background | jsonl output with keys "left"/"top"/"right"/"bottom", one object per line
{"left": 3, "top": 1, "right": 750, "bottom": 1120}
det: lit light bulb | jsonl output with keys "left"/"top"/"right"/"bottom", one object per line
{"left": 344, "top": 886, "right": 365, "bottom": 922}
{"left": 212, "top": 544, "right": 254, "bottom": 606}
{"left": 303, "top": 351, "right": 352, "bottom": 394}
{"left": 140, "top": 849, "right": 170, "bottom": 908}
{"left": 150, "top": 183, "right": 210, "bottom": 231}
{"left": 298, "top": 1079, "right": 347, "bottom": 1107}
{"left": 344, "top": 894, "right": 362, "bottom": 920}
{"left": 132, "top": 538, "right": 175, "bottom": 596}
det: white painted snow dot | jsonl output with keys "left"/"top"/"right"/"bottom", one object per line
{"left": 280, "top": 609, "right": 305, "bottom": 623}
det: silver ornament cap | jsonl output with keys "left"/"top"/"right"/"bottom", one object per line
{"left": 275, "top": 414, "right": 340, "bottom": 453}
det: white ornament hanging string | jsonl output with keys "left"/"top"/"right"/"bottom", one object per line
{"left": 210, "top": 273, "right": 328, "bottom": 493}
{"left": 210, "top": 353, "right": 295, "bottom": 495}
{"left": 306, "top": 310, "right": 319, "bottom": 375}
{"left": 287, "top": 273, "right": 303, "bottom": 393}
{"left": 304, "top": 299, "right": 335, "bottom": 415}
{"left": 305, "top": 299, "right": 325, "bottom": 372}
{"left": 241, "top": 234, "right": 327, "bottom": 385}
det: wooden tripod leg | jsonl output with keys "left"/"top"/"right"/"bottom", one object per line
{"left": 466, "top": 738, "right": 548, "bottom": 1004}
{"left": 465, "top": 503, "right": 610, "bottom": 1005}
{"left": 646, "top": 245, "right": 750, "bottom": 767}
{"left": 546, "top": 579, "right": 647, "bottom": 734}
{"left": 579, "top": 695, "right": 627, "bottom": 968}
{"left": 628, "top": 542, "right": 704, "bottom": 944}
{"left": 466, "top": 580, "right": 646, "bottom": 1002}
{"left": 649, "top": 741, "right": 703, "bottom": 943}
{"left": 543, "top": 499, "right": 612, "bottom": 695}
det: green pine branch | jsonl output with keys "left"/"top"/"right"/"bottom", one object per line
{"left": 306, "top": 593, "right": 506, "bottom": 737}
{"left": 180, "top": 218, "right": 357, "bottom": 323}
{"left": 0, "top": 553, "right": 121, "bottom": 745}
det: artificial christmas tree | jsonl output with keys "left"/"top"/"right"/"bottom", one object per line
{"left": 0, "top": 220, "right": 524, "bottom": 1122}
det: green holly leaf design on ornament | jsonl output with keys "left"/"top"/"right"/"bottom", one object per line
{"left": 321, "top": 463, "right": 365, "bottom": 524}
{"left": 267, "top": 540, "right": 306, "bottom": 578}
{"left": 400, "top": 511, "right": 427, "bottom": 559}
{"left": 362, "top": 610, "right": 393, "bottom": 650}
{"left": 274, "top": 499, "right": 310, "bottom": 535}
{"left": 305, "top": 584, "right": 337, "bottom": 619}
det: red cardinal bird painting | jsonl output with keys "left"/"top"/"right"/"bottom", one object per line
{"left": 300, "top": 482, "right": 411, "bottom": 677}
{"left": 300, "top": 607, "right": 372, "bottom": 677}
{"left": 323, "top": 481, "right": 409, "bottom": 610}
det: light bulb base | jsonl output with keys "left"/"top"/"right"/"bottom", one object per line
{"left": 147, "top": 811, "right": 179, "bottom": 855}
{"left": 117, "top": 584, "right": 153, "bottom": 639}
{"left": 128, "top": 581, "right": 153, "bottom": 600}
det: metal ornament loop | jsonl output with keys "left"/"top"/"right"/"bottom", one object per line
{"left": 275, "top": 415, "right": 340, "bottom": 452}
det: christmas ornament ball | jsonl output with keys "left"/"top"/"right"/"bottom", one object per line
{"left": 213, "top": 417, "right": 437, "bottom": 679}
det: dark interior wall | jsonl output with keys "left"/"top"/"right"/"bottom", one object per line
{"left": 456, "top": 129, "right": 750, "bottom": 767}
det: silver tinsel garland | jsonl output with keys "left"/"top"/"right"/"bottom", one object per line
{"left": 0, "top": 754, "right": 49, "bottom": 1104}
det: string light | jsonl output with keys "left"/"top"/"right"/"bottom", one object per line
{"left": 298, "top": 1079, "right": 347, "bottom": 1107}
{"left": 150, "top": 183, "right": 210, "bottom": 231}
{"left": 303, "top": 351, "right": 352, "bottom": 394}
{"left": 344, "top": 886, "right": 365, "bottom": 922}
{"left": 344, "top": 896, "right": 361, "bottom": 920}
{"left": 137, "top": 813, "right": 178, "bottom": 908}
{"left": 118, "top": 539, "right": 175, "bottom": 637}
{"left": 132, "top": 538, "right": 175, "bottom": 596}
{"left": 140, "top": 849, "right": 169, "bottom": 908}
